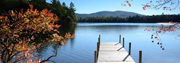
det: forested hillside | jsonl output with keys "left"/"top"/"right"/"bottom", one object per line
{"left": 76, "top": 11, "right": 143, "bottom": 18}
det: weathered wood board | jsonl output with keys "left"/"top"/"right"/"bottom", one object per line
{"left": 97, "top": 42, "right": 135, "bottom": 63}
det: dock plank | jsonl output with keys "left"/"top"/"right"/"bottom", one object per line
{"left": 97, "top": 42, "right": 135, "bottom": 63}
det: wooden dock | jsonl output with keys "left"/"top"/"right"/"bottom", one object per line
{"left": 94, "top": 35, "right": 136, "bottom": 63}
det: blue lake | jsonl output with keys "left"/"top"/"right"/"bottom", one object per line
{"left": 42, "top": 23, "right": 180, "bottom": 63}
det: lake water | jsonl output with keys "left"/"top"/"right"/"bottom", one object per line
{"left": 42, "top": 23, "right": 180, "bottom": 63}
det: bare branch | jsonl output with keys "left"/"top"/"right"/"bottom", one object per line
{"left": 142, "top": 0, "right": 180, "bottom": 10}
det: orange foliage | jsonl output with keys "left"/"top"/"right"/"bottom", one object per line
{"left": 0, "top": 16, "right": 5, "bottom": 19}
{"left": 0, "top": 4, "right": 74, "bottom": 63}
{"left": 65, "top": 33, "right": 75, "bottom": 39}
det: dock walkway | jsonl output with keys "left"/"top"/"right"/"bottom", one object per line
{"left": 94, "top": 35, "right": 135, "bottom": 63}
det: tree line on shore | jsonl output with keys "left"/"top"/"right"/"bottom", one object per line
{"left": 78, "top": 14, "right": 180, "bottom": 23}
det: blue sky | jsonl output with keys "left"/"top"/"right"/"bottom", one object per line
{"left": 47, "top": 0, "right": 180, "bottom": 15}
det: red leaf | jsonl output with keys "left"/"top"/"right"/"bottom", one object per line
{"left": 157, "top": 38, "right": 159, "bottom": 41}
{"left": 126, "top": 1, "right": 129, "bottom": 3}
{"left": 29, "top": 4, "right": 33, "bottom": 10}
{"left": 178, "top": 35, "right": 180, "bottom": 37}
{"left": 21, "top": 8, "right": 23, "bottom": 12}
{"left": 143, "top": 7, "right": 146, "bottom": 10}
{"left": 152, "top": 29, "right": 154, "bottom": 31}
{"left": 31, "top": 36, "right": 35, "bottom": 40}
{"left": 34, "top": 9, "right": 37, "bottom": 13}
{"left": 128, "top": 3, "right": 131, "bottom": 7}
{"left": 64, "top": 41, "right": 67, "bottom": 44}
{"left": 54, "top": 24, "right": 61, "bottom": 28}
{"left": 28, "top": 38, "right": 31, "bottom": 42}
{"left": 0, "top": 16, "right": 5, "bottom": 19}
{"left": 163, "top": 31, "right": 165, "bottom": 34}
{"left": 54, "top": 16, "right": 58, "bottom": 21}
{"left": 161, "top": 24, "right": 164, "bottom": 26}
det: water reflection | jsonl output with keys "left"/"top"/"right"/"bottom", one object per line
{"left": 37, "top": 24, "right": 77, "bottom": 61}
{"left": 59, "top": 24, "right": 77, "bottom": 36}
{"left": 42, "top": 23, "right": 180, "bottom": 63}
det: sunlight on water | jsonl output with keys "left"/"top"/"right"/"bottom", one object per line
{"left": 156, "top": 22, "right": 174, "bottom": 25}
{"left": 78, "top": 23, "right": 162, "bottom": 26}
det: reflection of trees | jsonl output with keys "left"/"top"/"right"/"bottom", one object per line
{"left": 59, "top": 24, "right": 77, "bottom": 48}
{"left": 35, "top": 24, "right": 77, "bottom": 62}
{"left": 40, "top": 43, "right": 61, "bottom": 63}
{"left": 60, "top": 24, "right": 76, "bottom": 36}
{"left": 37, "top": 42, "right": 61, "bottom": 57}
{"left": 70, "top": 38, "right": 75, "bottom": 48}
{"left": 77, "top": 25, "right": 146, "bottom": 33}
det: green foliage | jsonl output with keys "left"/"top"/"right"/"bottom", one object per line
{"left": 0, "top": 0, "right": 29, "bottom": 11}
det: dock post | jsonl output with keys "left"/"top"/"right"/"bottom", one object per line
{"left": 97, "top": 42, "right": 100, "bottom": 58}
{"left": 119, "top": 35, "right": 121, "bottom": 43}
{"left": 128, "top": 42, "right": 131, "bottom": 55}
{"left": 97, "top": 35, "right": 101, "bottom": 58}
{"left": 139, "top": 50, "right": 142, "bottom": 63}
{"left": 98, "top": 35, "right": 101, "bottom": 42}
{"left": 94, "top": 50, "right": 97, "bottom": 63}
{"left": 123, "top": 38, "right": 125, "bottom": 47}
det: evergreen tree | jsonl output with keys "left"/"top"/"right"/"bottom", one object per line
{"left": 62, "top": 2, "right": 66, "bottom": 7}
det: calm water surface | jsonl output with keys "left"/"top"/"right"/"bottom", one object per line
{"left": 42, "top": 23, "right": 180, "bottom": 63}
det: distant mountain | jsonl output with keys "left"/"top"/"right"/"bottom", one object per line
{"left": 76, "top": 11, "right": 144, "bottom": 18}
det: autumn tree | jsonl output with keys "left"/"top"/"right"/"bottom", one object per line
{"left": 0, "top": 4, "right": 74, "bottom": 63}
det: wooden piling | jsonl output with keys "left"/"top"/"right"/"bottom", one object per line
{"left": 129, "top": 42, "right": 131, "bottom": 55}
{"left": 119, "top": 35, "right": 121, "bottom": 43}
{"left": 123, "top": 38, "right": 125, "bottom": 47}
{"left": 97, "top": 42, "right": 100, "bottom": 58}
{"left": 98, "top": 35, "right": 101, "bottom": 42}
{"left": 139, "top": 50, "right": 142, "bottom": 63}
{"left": 97, "top": 35, "right": 101, "bottom": 58}
{"left": 94, "top": 50, "right": 97, "bottom": 63}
